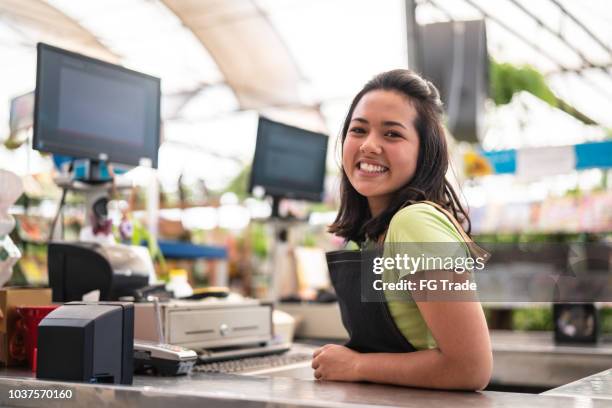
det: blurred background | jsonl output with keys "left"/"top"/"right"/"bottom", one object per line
{"left": 0, "top": 0, "right": 611, "bottom": 391}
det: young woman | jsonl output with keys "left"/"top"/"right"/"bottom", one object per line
{"left": 313, "top": 69, "right": 492, "bottom": 390}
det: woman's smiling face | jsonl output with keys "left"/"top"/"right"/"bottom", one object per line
{"left": 342, "top": 90, "right": 420, "bottom": 216}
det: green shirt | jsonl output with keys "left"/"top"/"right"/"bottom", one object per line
{"left": 382, "top": 203, "right": 467, "bottom": 350}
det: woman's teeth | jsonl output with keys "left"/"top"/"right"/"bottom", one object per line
{"left": 359, "top": 162, "right": 388, "bottom": 173}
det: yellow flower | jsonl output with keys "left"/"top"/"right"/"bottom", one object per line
{"left": 464, "top": 151, "right": 493, "bottom": 177}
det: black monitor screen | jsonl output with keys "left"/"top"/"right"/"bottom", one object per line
{"left": 33, "top": 43, "right": 160, "bottom": 167}
{"left": 249, "top": 117, "right": 328, "bottom": 202}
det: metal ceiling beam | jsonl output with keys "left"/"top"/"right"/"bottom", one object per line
{"left": 548, "top": 0, "right": 612, "bottom": 64}
{"left": 427, "top": 0, "right": 612, "bottom": 104}
{"left": 426, "top": 0, "right": 564, "bottom": 70}
{"left": 508, "top": 0, "right": 609, "bottom": 74}
{"left": 547, "top": 62, "right": 612, "bottom": 76}
{"left": 423, "top": 0, "right": 602, "bottom": 125}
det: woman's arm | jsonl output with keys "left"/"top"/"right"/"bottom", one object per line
{"left": 359, "top": 300, "right": 491, "bottom": 390}
{"left": 313, "top": 206, "right": 492, "bottom": 389}
{"left": 312, "top": 300, "right": 492, "bottom": 390}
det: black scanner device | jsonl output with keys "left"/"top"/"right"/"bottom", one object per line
{"left": 47, "top": 242, "right": 149, "bottom": 302}
{"left": 37, "top": 302, "right": 134, "bottom": 385}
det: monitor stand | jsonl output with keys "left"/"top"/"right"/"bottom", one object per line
{"left": 73, "top": 159, "right": 112, "bottom": 184}
{"left": 270, "top": 196, "right": 282, "bottom": 220}
{"left": 270, "top": 196, "right": 302, "bottom": 221}
{"left": 53, "top": 160, "right": 132, "bottom": 241}
{"left": 266, "top": 196, "right": 298, "bottom": 303}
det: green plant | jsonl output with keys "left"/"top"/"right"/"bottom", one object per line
{"left": 600, "top": 308, "right": 612, "bottom": 334}
{"left": 223, "top": 165, "right": 251, "bottom": 200}
{"left": 490, "top": 59, "right": 597, "bottom": 125}
{"left": 512, "top": 308, "right": 553, "bottom": 331}
{"left": 130, "top": 221, "right": 167, "bottom": 273}
{"left": 301, "top": 232, "right": 317, "bottom": 247}
{"left": 250, "top": 223, "right": 268, "bottom": 258}
{"left": 490, "top": 61, "right": 556, "bottom": 106}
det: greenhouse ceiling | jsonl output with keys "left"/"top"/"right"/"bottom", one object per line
{"left": 0, "top": 0, "right": 610, "bottom": 188}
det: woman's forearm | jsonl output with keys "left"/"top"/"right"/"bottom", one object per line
{"left": 355, "top": 348, "right": 492, "bottom": 390}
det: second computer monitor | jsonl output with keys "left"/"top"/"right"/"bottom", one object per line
{"left": 249, "top": 117, "right": 328, "bottom": 203}
{"left": 33, "top": 43, "right": 161, "bottom": 168}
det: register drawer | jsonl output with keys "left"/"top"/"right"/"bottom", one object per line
{"left": 167, "top": 306, "right": 271, "bottom": 346}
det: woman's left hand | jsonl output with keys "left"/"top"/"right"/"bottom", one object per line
{"left": 311, "top": 344, "right": 362, "bottom": 381}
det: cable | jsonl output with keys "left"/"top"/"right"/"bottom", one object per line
{"left": 48, "top": 187, "right": 67, "bottom": 243}
{"left": 60, "top": 203, "right": 65, "bottom": 241}
{"left": 48, "top": 159, "right": 74, "bottom": 243}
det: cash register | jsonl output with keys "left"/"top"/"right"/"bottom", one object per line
{"left": 134, "top": 298, "right": 291, "bottom": 363}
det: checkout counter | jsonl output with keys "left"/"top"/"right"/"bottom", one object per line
{"left": 0, "top": 356, "right": 612, "bottom": 407}
{"left": 4, "top": 241, "right": 611, "bottom": 406}
{"left": 2, "top": 304, "right": 612, "bottom": 407}
{"left": 279, "top": 302, "right": 612, "bottom": 390}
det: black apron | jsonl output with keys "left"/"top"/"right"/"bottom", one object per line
{"left": 326, "top": 201, "right": 489, "bottom": 354}
{"left": 326, "top": 248, "right": 417, "bottom": 353}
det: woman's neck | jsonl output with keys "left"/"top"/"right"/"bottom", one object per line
{"left": 367, "top": 195, "right": 391, "bottom": 218}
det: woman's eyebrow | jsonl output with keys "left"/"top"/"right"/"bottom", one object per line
{"left": 351, "top": 118, "right": 407, "bottom": 129}
{"left": 382, "top": 120, "right": 407, "bottom": 129}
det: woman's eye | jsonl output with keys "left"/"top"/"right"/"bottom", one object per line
{"left": 349, "top": 127, "right": 366, "bottom": 135}
{"left": 385, "top": 131, "right": 403, "bottom": 138}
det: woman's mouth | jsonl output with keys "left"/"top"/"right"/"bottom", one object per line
{"left": 357, "top": 161, "right": 389, "bottom": 175}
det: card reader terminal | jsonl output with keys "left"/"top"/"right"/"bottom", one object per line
{"left": 134, "top": 340, "right": 197, "bottom": 376}
{"left": 133, "top": 296, "right": 197, "bottom": 375}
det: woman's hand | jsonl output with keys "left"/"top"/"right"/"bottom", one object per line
{"left": 311, "top": 344, "right": 362, "bottom": 382}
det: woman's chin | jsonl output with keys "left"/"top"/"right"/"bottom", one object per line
{"left": 354, "top": 187, "right": 391, "bottom": 200}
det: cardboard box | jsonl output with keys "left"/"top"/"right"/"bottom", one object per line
{"left": 0, "top": 287, "right": 52, "bottom": 366}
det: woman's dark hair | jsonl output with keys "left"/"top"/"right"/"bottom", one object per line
{"left": 328, "top": 69, "right": 470, "bottom": 244}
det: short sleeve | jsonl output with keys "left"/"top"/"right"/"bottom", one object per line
{"left": 383, "top": 203, "right": 468, "bottom": 278}
{"left": 386, "top": 203, "right": 463, "bottom": 243}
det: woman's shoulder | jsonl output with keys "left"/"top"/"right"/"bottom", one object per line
{"left": 389, "top": 202, "right": 445, "bottom": 228}
{"left": 386, "top": 202, "right": 462, "bottom": 243}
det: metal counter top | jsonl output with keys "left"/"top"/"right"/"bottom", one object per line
{"left": 1, "top": 331, "right": 612, "bottom": 407}
{"left": 490, "top": 331, "right": 612, "bottom": 388}
{"left": 297, "top": 331, "right": 612, "bottom": 388}
{"left": 544, "top": 369, "right": 612, "bottom": 400}
{"left": 283, "top": 300, "right": 612, "bottom": 389}
{"left": 1, "top": 368, "right": 612, "bottom": 408}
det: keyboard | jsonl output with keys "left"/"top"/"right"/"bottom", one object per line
{"left": 194, "top": 351, "right": 312, "bottom": 374}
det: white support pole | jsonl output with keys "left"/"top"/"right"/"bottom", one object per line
{"left": 146, "top": 168, "right": 159, "bottom": 240}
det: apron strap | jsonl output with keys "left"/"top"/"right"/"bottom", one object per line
{"left": 378, "top": 200, "right": 490, "bottom": 262}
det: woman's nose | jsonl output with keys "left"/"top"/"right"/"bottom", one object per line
{"left": 359, "top": 134, "right": 382, "bottom": 155}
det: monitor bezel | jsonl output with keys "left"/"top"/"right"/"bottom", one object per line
{"left": 33, "top": 42, "right": 161, "bottom": 168}
{"left": 248, "top": 116, "right": 328, "bottom": 202}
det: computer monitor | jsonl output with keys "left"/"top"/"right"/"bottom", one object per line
{"left": 249, "top": 117, "right": 328, "bottom": 213}
{"left": 33, "top": 43, "right": 160, "bottom": 168}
